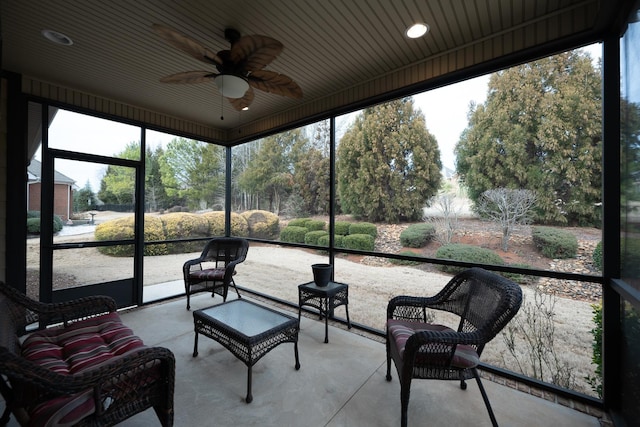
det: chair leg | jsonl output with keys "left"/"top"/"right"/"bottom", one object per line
{"left": 473, "top": 368, "right": 498, "bottom": 427}
{"left": 400, "top": 380, "right": 411, "bottom": 427}
{"left": 385, "top": 339, "right": 392, "bottom": 381}
{"left": 230, "top": 278, "right": 242, "bottom": 299}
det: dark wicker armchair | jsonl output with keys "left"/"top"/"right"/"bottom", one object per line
{"left": 182, "top": 237, "right": 249, "bottom": 310}
{"left": 385, "top": 268, "right": 523, "bottom": 427}
{"left": 0, "top": 281, "right": 175, "bottom": 427}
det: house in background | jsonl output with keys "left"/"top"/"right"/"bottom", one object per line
{"left": 27, "top": 159, "right": 75, "bottom": 221}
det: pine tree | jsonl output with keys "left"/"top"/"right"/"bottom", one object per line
{"left": 337, "top": 97, "right": 442, "bottom": 223}
{"left": 456, "top": 51, "right": 602, "bottom": 226}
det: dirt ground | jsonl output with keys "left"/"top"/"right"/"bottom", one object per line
{"left": 25, "top": 212, "right": 602, "bottom": 396}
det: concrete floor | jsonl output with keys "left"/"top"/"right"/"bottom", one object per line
{"left": 106, "top": 293, "right": 601, "bottom": 427}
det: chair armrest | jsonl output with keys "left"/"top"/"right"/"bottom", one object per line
{"left": 0, "top": 282, "right": 116, "bottom": 332}
{"left": 1, "top": 346, "right": 175, "bottom": 396}
{"left": 386, "top": 295, "right": 446, "bottom": 321}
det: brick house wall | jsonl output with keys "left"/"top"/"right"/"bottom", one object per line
{"left": 27, "top": 182, "right": 73, "bottom": 221}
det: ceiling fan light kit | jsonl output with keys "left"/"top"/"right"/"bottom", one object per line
{"left": 153, "top": 24, "right": 302, "bottom": 112}
{"left": 214, "top": 74, "right": 249, "bottom": 98}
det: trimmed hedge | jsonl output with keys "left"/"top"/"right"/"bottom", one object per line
{"left": 95, "top": 215, "right": 167, "bottom": 256}
{"left": 280, "top": 226, "right": 308, "bottom": 243}
{"left": 305, "top": 230, "right": 329, "bottom": 245}
{"left": 288, "top": 218, "right": 312, "bottom": 227}
{"left": 201, "top": 211, "right": 249, "bottom": 237}
{"left": 400, "top": 223, "right": 435, "bottom": 248}
{"left": 317, "top": 234, "right": 345, "bottom": 248}
{"left": 349, "top": 222, "right": 377, "bottom": 238}
{"left": 241, "top": 210, "right": 280, "bottom": 239}
{"left": 334, "top": 221, "right": 351, "bottom": 236}
{"left": 435, "top": 243, "right": 504, "bottom": 274}
{"left": 389, "top": 250, "right": 423, "bottom": 265}
{"left": 160, "top": 212, "right": 210, "bottom": 253}
{"left": 26, "top": 211, "right": 64, "bottom": 234}
{"left": 532, "top": 226, "right": 578, "bottom": 259}
{"left": 343, "top": 233, "right": 375, "bottom": 251}
{"left": 305, "top": 219, "right": 326, "bottom": 231}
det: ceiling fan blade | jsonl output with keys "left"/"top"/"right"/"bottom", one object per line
{"left": 159, "top": 71, "right": 216, "bottom": 84}
{"left": 152, "top": 24, "right": 222, "bottom": 66}
{"left": 248, "top": 70, "right": 303, "bottom": 99}
{"left": 231, "top": 35, "right": 283, "bottom": 71}
{"left": 228, "top": 87, "right": 255, "bottom": 111}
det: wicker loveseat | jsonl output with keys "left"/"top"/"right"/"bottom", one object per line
{"left": 0, "top": 281, "right": 175, "bottom": 426}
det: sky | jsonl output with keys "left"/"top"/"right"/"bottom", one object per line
{"left": 40, "top": 44, "right": 601, "bottom": 192}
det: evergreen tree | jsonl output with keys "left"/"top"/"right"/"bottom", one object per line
{"left": 145, "top": 146, "right": 168, "bottom": 211}
{"left": 98, "top": 141, "right": 139, "bottom": 205}
{"left": 337, "top": 97, "right": 442, "bottom": 223}
{"left": 238, "top": 130, "right": 306, "bottom": 214}
{"left": 73, "top": 180, "right": 96, "bottom": 212}
{"left": 456, "top": 51, "right": 602, "bottom": 226}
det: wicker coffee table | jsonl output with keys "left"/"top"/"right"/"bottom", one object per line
{"left": 193, "top": 299, "right": 300, "bottom": 403}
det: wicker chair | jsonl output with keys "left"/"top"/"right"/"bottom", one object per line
{"left": 0, "top": 281, "right": 175, "bottom": 426}
{"left": 385, "top": 268, "right": 523, "bottom": 427}
{"left": 182, "top": 237, "right": 249, "bottom": 310}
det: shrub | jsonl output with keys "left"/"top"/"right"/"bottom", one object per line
{"left": 592, "top": 241, "right": 603, "bottom": 271}
{"left": 27, "top": 218, "right": 40, "bottom": 233}
{"left": 305, "top": 219, "right": 326, "bottom": 231}
{"left": 400, "top": 223, "right": 435, "bottom": 248}
{"left": 201, "top": 211, "right": 250, "bottom": 237}
{"left": 435, "top": 243, "right": 504, "bottom": 274}
{"left": 334, "top": 221, "right": 351, "bottom": 236}
{"left": 280, "top": 226, "right": 308, "bottom": 243}
{"left": 343, "top": 233, "right": 375, "bottom": 251}
{"left": 389, "top": 250, "right": 423, "bottom": 265}
{"left": 241, "top": 210, "right": 280, "bottom": 239}
{"left": 349, "top": 222, "right": 377, "bottom": 238}
{"left": 305, "top": 230, "right": 329, "bottom": 245}
{"left": 532, "top": 226, "right": 578, "bottom": 259}
{"left": 160, "top": 212, "right": 210, "bottom": 253}
{"left": 53, "top": 215, "right": 64, "bottom": 233}
{"left": 25, "top": 212, "right": 63, "bottom": 234}
{"left": 95, "top": 215, "right": 167, "bottom": 256}
{"left": 585, "top": 303, "right": 603, "bottom": 398}
{"left": 317, "top": 234, "right": 345, "bottom": 248}
{"left": 288, "top": 218, "right": 312, "bottom": 227}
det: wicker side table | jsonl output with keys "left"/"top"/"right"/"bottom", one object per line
{"left": 298, "top": 281, "right": 351, "bottom": 343}
{"left": 193, "top": 299, "right": 300, "bottom": 403}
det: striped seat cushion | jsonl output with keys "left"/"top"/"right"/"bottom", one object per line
{"left": 387, "top": 319, "right": 479, "bottom": 369}
{"left": 21, "top": 312, "right": 146, "bottom": 426}
{"left": 189, "top": 268, "right": 226, "bottom": 281}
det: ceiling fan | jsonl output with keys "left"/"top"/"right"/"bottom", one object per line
{"left": 152, "top": 24, "right": 303, "bottom": 111}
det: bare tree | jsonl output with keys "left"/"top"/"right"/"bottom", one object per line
{"left": 478, "top": 188, "right": 536, "bottom": 251}
{"left": 425, "top": 192, "right": 460, "bottom": 244}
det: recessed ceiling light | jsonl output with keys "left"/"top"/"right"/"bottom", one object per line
{"left": 406, "top": 23, "right": 429, "bottom": 39}
{"left": 41, "top": 29, "right": 74, "bottom": 46}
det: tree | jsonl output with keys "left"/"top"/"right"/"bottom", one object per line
{"left": 337, "top": 97, "right": 442, "bottom": 223}
{"left": 159, "top": 138, "right": 225, "bottom": 210}
{"left": 145, "top": 146, "right": 168, "bottom": 212}
{"left": 98, "top": 141, "right": 139, "bottom": 205}
{"left": 477, "top": 188, "right": 536, "bottom": 251}
{"left": 456, "top": 51, "right": 602, "bottom": 226}
{"left": 238, "top": 130, "right": 306, "bottom": 214}
{"left": 73, "top": 180, "right": 96, "bottom": 212}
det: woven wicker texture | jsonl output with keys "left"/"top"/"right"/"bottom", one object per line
{"left": 385, "top": 268, "right": 523, "bottom": 427}
{"left": 0, "top": 281, "right": 175, "bottom": 426}
{"left": 183, "top": 237, "right": 249, "bottom": 310}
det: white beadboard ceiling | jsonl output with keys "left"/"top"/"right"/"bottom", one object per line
{"left": 0, "top": 0, "right": 622, "bottom": 144}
